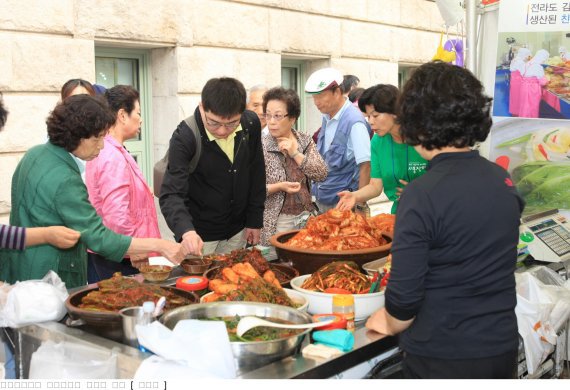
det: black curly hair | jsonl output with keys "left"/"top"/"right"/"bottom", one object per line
{"left": 262, "top": 87, "right": 301, "bottom": 120}
{"left": 0, "top": 92, "right": 8, "bottom": 130}
{"left": 47, "top": 94, "right": 115, "bottom": 152}
{"left": 398, "top": 61, "right": 493, "bottom": 150}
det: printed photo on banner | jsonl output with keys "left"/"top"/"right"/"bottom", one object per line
{"left": 489, "top": 117, "right": 570, "bottom": 216}
{"left": 491, "top": 31, "right": 570, "bottom": 120}
{"left": 489, "top": 0, "right": 570, "bottom": 218}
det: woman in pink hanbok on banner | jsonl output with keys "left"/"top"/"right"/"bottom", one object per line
{"left": 508, "top": 48, "right": 531, "bottom": 116}
{"left": 519, "top": 49, "right": 549, "bottom": 118}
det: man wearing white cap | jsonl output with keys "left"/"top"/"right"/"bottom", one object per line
{"left": 305, "top": 67, "right": 371, "bottom": 213}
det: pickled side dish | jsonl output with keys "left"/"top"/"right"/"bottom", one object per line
{"left": 205, "top": 315, "right": 303, "bottom": 342}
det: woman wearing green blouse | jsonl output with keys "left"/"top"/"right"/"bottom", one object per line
{"left": 336, "top": 85, "right": 427, "bottom": 214}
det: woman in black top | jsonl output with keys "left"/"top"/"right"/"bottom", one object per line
{"left": 365, "top": 61, "right": 525, "bottom": 379}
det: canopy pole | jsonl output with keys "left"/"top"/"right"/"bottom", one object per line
{"left": 465, "top": 0, "right": 478, "bottom": 73}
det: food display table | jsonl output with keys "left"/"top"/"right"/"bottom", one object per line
{"left": 13, "top": 259, "right": 567, "bottom": 379}
{"left": 9, "top": 319, "right": 399, "bottom": 379}
{"left": 9, "top": 246, "right": 400, "bottom": 380}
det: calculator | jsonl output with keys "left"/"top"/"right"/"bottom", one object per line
{"left": 520, "top": 209, "right": 570, "bottom": 263}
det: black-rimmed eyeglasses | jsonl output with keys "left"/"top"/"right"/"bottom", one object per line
{"left": 204, "top": 115, "right": 241, "bottom": 130}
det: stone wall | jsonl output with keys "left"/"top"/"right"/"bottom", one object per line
{"left": 0, "top": 0, "right": 452, "bottom": 222}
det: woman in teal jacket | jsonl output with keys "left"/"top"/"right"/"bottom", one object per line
{"left": 2, "top": 95, "right": 185, "bottom": 288}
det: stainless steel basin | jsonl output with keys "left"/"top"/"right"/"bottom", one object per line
{"left": 160, "top": 301, "right": 313, "bottom": 374}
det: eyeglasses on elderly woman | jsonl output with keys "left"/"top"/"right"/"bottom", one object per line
{"left": 263, "top": 113, "right": 289, "bottom": 122}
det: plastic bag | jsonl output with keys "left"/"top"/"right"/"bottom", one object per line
{"left": 515, "top": 267, "right": 570, "bottom": 375}
{"left": 29, "top": 340, "right": 117, "bottom": 379}
{"left": 0, "top": 271, "right": 68, "bottom": 328}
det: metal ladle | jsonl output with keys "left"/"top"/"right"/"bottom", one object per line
{"left": 236, "top": 316, "right": 335, "bottom": 337}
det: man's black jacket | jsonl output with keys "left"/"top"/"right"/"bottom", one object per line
{"left": 159, "top": 107, "right": 265, "bottom": 242}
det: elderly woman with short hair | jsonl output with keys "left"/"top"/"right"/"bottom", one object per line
{"left": 260, "top": 87, "right": 327, "bottom": 247}
{"left": 0, "top": 93, "right": 81, "bottom": 251}
{"left": 3, "top": 95, "right": 185, "bottom": 288}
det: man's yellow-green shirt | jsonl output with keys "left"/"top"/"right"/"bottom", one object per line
{"left": 205, "top": 125, "right": 242, "bottom": 163}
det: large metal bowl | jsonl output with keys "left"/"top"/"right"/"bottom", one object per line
{"left": 65, "top": 285, "right": 199, "bottom": 343}
{"left": 270, "top": 229, "right": 393, "bottom": 275}
{"left": 160, "top": 301, "right": 313, "bottom": 374}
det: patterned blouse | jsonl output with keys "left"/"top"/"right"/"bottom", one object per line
{"left": 261, "top": 130, "right": 328, "bottom": 246}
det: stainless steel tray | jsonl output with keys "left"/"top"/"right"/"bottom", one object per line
{"left": 362, "top": 256, "right": 390, "bottom": 276}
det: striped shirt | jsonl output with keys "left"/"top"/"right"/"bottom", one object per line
{"left": 0, "top": 224, "right": 26, "bottom": 251}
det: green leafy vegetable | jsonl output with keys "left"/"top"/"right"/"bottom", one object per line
{"left": 512, "top": 161, "right": 570, "bottom": 215}
{"left": 202, "top": 315, "right": 302, "bottom": 342}
{"left": 496, "top": 133, "right": 532, "bottom": 148}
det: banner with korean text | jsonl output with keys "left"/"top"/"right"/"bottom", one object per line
{"left": 489, "top": 0, "right": 570, "bottom": 216}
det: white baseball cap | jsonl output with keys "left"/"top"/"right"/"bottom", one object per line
{"left": 305, "top": 68, "right": 343, "bottom": 94}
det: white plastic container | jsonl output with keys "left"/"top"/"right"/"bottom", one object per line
{"left": 290, "top": 275, "right": 385, "bottom": 321}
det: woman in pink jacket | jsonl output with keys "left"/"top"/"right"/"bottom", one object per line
{"left": 519, "top": 49, "right": 549, "bottom": 118}
{"left": 86, "top": 85, "right": 161, "bottom": 281}
{"left": 508, "top": 48, "right": 531, "bottom": 117}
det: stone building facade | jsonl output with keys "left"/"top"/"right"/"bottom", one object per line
{"left": 0, "top": 0, "right": 450, "bottom": 223}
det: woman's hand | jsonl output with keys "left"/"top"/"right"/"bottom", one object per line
{"left": 395, "top": 179, "right": 409, "bottom": 199}
{"left": 280, "top": 181, "right": 301, "bottom": 194}
{"left": 366, "top": 307, "right": 415, "bottom": 336}
{"left": 336, "top": 191, "right": 356, "bottom": 211}
{"left": 130, "top": 254, "right": 150, "bottom": 270}
{"left": 277, "top": 136, "right": 299, "bottom": 157}
{"left": 44, "top": 226, "right": 81, "bottom": 249}
{"left": 160, "top": 240, "right": 186, "bottom": 265}
{"left": 365, "top": 307, "right": 392, "bottom": 335}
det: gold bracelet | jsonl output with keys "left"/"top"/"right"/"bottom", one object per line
{"left": 290, "top": 150, "right": 301, "bottom": 158}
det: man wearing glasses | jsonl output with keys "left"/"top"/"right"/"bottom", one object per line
{"left": 305, "top": 68, "right": 371, "bottom": 214}
{"left": 160, "top": 78, "right": 265, "bottom": 256}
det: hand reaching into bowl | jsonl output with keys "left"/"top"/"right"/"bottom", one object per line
{"left": 182, "top": 230, "right": 204, "bottom": 257}
{"left": 336, "top": 191, "right": 357, "bottom": 211}
{"left": 130, "top": 254, "right": 149, "bottom": 269}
